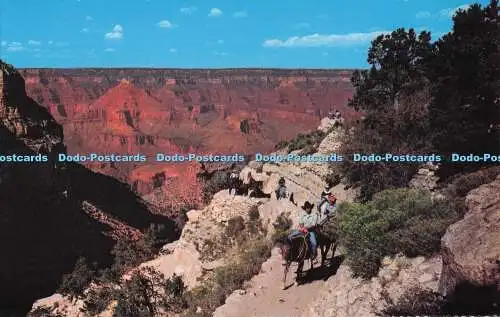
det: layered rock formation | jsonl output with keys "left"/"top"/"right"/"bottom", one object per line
{"left": 0, "top": 61, "right": 176, "bottom": 315}
{"left": 439, "top": 175, "right": 500, "bottom": 296}
{"left": 18, "top": 68, "right": 356, "bottom": 209}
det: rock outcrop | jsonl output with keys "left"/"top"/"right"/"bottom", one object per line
{"left": 0, "top": 61, "right": 176, "bottom": 315}
{"left": 409, "top": 162, "right": 440, "bottom": 192}
{"left": 439, "top": 175, "right": 500, "bottom": 296}
{"left": 302, "top": 255, "right": 442, "bottom": 317}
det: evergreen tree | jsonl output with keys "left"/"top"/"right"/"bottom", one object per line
{"left": 349, "top": 28, "right": 432, "bottom": 113}
{"left": 427, "top": 0, "right": 500, "bottom": 175}
{"left": 342, "top": 28, "right": 434, "bottom": 201}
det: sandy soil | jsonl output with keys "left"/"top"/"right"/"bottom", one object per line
{"left": 214, "top": 247, "right": 342, "bottom": 317}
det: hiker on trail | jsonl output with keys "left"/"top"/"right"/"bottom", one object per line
{"left": 320, "top": 185, "right": 332, "bottom": 199}
{"left": 275, "top": 177, "right": 289, "bottom": 200}
{"left": 228, "top": 169, "right": 240, "bottom": 195}
{"left": 317, "top": 192, "right": 338, "bottom": 225}
{"left": 332, "top": 110, "right": 343, "bottom": 127}
{"left": 334, "top": 109, "right": 341, "bottom": 119}
{"left": 288, "top": 201, "right": 318, "bottom": 259}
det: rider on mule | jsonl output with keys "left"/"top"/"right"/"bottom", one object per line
{"left": 275, "top": 177, "right": 289, "bottom": 200}
{"left": 288, "top": 201, "right": 318, "bottom": 259}
{"left": 317, "top": 192, "right": 337, "bottom": 225}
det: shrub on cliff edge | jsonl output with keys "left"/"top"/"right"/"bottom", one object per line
{"left": 338, "top": 188, "right": 460, "bottom": 278}
{"left": 57, "top": 257, "right": 96, "bottom": 299}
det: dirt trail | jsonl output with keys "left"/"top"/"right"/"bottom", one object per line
{"left": 214, "top": 247, "right": 341, "bottom": 317}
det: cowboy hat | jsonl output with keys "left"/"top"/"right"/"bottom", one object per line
{"left": 301, "top": 201, "right": 314, "bottom": 210}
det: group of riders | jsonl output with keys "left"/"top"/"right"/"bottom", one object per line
{"left": 288, "top": 184, "right": 337, "bottom": 261}
{"left": 229, "top": 170, "right": 338, "bottom": 262}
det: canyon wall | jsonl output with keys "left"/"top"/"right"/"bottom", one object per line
{"left": 0, "top": 60, "right": 176, "bottom": 315}
{"left": 18, "top": 68, "right": 355, "bottom": 210}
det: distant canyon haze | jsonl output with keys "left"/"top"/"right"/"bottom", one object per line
{"left": 20, "top": 68, "right": 356, "bottom": 211}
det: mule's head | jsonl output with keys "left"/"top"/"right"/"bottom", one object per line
{"left": 274, "top": 236, "right": 291, "bottom": 261}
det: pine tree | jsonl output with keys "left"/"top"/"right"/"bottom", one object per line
{"left": 427, "top": 0, "right": 500, "bottom": 175}
{"left": 342, "top": 28, "right": 434, "bottom": 201}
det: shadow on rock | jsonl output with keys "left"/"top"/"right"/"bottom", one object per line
{"left": 442, "top": 282, "right": 500, "bottom": 315}
{"left": 297, "top": 255, "right": 344, "bottom": 285}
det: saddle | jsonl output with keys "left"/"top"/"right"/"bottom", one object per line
{"left": 288, "top": 231, "right": 313, "bottom": 258}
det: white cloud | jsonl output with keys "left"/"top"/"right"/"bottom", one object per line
{"left": 104, "top": 48, "right": 115, "bottom": 52}
{"left": 213, "top": 51, "right": 228, "bottom": 56}
{"left": 440, "top": 4, "right": 470, "bottom": 17}
{"left": 169, "top": 48, "right": 177, "bottom": 53}
{"left": 28, "top": 40, "right": 41, "bottom": 45}
{"left": 293, "top": 22, "right": 310, "bottom": 29}
{"left": 217, "top": 39, "right": 224, "bottom": 44}
{"left": 180, "top": 6, "right": 197, "bottom": 14}
{"left": 233, "top": 11, "right": 247, "bottom": 18}
{"left": 157, "top": 20, "right": 176, "bottom": 28}
{"left": 85, "top": 15, "right": 93, "bottom": 21}
{"left": 48, "top": 40, "right": 54, "bottom": 45}
{"left": 81, "top": 28, "right": 90, "bottom": 33}
{"left": 1, "top": 41, "right": 6, "bottom": 47}
{"left": 6, "top": 42, "right": 24, "bottom": 52}
{"left": 105, "top": 24, "right": 123, "bottom": 39}
{"left": 416, "top": 11, "right": 431, "bottom": 18}
{"left": 263, "top": 31, "right": 389, "bottom": 48}
{"left": 208, "top": 8, "right": 223, "bottom": 17}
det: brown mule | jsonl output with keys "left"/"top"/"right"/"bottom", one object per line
{"left": 278, "top": 233, "right": 315, "bottom": 290}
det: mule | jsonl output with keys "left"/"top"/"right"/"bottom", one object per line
{"left": 315, "top": 224, "right": 338, "bottom": 267}
{"left": 278, "top": 233, "right": 315, "bottom": 290}
{"left": 278, "top": 225, "right": 337, "bottom": 289}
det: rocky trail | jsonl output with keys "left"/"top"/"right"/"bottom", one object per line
{"left": 214, "top": 248, "right": 341, "bottom": 317}
{"left": 29, "top": 118, "right": 500, "bottom": 317}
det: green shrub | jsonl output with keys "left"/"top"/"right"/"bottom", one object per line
{"left": 274, "top": 140, "right": 289, "bottom": 150}
{"left": 271, "top": 212, "right": 293, "bottom": 243}
{"left": 57, "top": 257, "right": 96, "bottom": 299}
{"left": 248, "top": 205, "right": 260, "bottom": 222}
{"left": 445, "top": 166, "right": 500, "bottom": 198}
{"left": 113, "top": 267, "right": 165, "bottom": 317}
{"left": 225, "top": 216, "right": 245, "bottom": 239}
{"left": 82, "top": 285, "right": 116, "bottom": 316}
{"left": 240, "top": 119, "right": 251, "bottom": 134}
{"left": 162, "top": 274, "right": 188, "bottom": 313}
{"left": 202, "top": 171, "right": 229, "bottom": 203}
{"left": 287, "top": 130, "right": 325, "bottom": 152}
{"left": 338, "top": 188, "right": 460, "bottom": 278}
{"left": 184, "top": 239, "right": 271, "bottom": 317}
{"left": 247, "top": 206, "right": 265, "bottom": 236}
{"left": 142, "top": 223, "right": 170, "bottom": 253}
{"left": 28, "top": 306, "right": 64, "bottom": 317}
{"left": 380, "top": 286, "right": 445, "bottom": 316}
{"left": 109, "top": 239, "right": 153, "bottom": 276}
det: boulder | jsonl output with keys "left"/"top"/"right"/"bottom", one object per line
{"left": 409, "top": 162, "right": 440, "bottom": 191}
{"left": 303, "top": 255, "right": 442, "bottom": 317}
{"left": 317, "top": 117, "right": 337, "bottom": 133}
{"left": 439, "top": 175, "right": 500, "bottom": 296}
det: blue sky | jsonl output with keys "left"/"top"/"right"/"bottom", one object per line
{"left": 0, "top": 0, "right": 489, "bottom": 68}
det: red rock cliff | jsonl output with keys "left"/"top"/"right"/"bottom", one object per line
{"left": 18, "top": 68, "right": 356, "bottom": 209}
